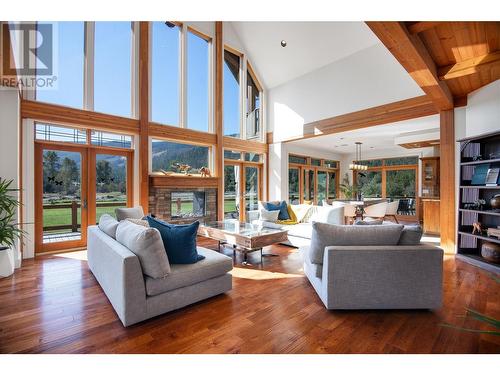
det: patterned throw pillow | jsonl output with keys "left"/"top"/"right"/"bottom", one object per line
{"left": 259, "top": 208, "right": 280, "bottom": 222}
{"left": 126, "top": 218, "right": 150, "bottom": 227}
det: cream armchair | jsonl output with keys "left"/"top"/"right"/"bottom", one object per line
{"left": 363, "top": 201, "right": 388, "bottom": 220}
{"left": 384, "top": 200, "right": 400, "bottom": 223}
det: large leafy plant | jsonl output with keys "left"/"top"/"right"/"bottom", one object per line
{"left": 0, "top": 178, "right": 23, "bottom": 249}
{"left": 339, "top": 173, "right": 356, "bottom": 199}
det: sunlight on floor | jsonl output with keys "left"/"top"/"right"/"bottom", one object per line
{"left": 422, "top": 234, "right": 440, "bottom": 244}
{"left": 230, "top": 267, "right": 304, "bottom": 280}
{"left": 53, "top": 250, "right": 88, "bottom": 261}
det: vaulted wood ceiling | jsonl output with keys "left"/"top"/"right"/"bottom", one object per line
{"left": 367, "top": 21, "right": 500, "bottom": 110}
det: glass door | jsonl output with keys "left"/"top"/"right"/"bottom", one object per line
{"left": 89, "top": 149, "right": 133, "bottom": 225}
{"left": 288, "top": 168, "right": 300, "bottom": 204}
{"left": 386, "top": 168, "right": 417, "bottom": 218}
{"left": 35, "top": 144, "right": 88, "bottom": 252}
{"left": 244, "top": 166, "right": 260, "bottom": 222}
{"left": 317, "top": 170, "right": 327, "bottom": 205}
{"left": 224, "top": 164, "right": 240, "bottom": 219}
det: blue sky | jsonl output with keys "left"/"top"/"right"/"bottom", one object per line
{"left": 36, "top": 21, "right": 241, "bottom": 136}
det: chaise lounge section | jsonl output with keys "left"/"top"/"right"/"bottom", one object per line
{"left": 87, "top": 225, "right": 233, "bottom": 327}
{"left": 301, "top": 223, "right": 444, "bottom": 310}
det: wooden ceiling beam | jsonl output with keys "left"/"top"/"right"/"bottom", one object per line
{"left": 406, "top": 22, "right": 442, "bottom": 35}
{"left": 366, "top": 22, "right": 454, "bottom": 111}
{"left": 438, "top": 51, "right": 500, "bottom": 80}
{"left": 282, "top": 95, "right": 437, "bottom": 143}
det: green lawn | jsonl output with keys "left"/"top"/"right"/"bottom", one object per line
{"left": 44, "top": 198, "right": 241, "bottom": 234}
{"left": 43, "top": 202, "right": 125, "bottom": 233}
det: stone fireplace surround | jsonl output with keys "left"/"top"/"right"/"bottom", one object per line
{"left": 149, "top": 183, "right": 217, "bottom": 225}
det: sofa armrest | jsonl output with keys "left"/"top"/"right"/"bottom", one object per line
{"left": 87, "top": 226, "right": 147, "bottom": 326}
{"left": 321, "top": 245, "right": 443, "bottom": 309}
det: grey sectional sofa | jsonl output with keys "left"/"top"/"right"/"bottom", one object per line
{"left": 251, "top": 203, "right": 345, "bottom": 247}
{"left": 301, "top": 223, "right": 444, "bottom": 310}
{"left": 87, "top": 225, "right": 233, "bottom": 326}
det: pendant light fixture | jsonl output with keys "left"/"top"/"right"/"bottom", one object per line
{"left": 349, "top": 142, "right": 368, "bottom": 171}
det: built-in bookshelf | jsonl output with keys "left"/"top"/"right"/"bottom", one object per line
{"left": 457, "top": 130, "right": 500, "bottom": 273}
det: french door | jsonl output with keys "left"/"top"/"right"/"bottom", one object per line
{"left": 224, "top": 161, "right": 262, "bottom": 222}
{"left": 35, "top": 143, "right": 133, "bottom": 254}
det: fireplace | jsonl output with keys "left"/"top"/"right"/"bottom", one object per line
{"left": 171, "top": 191, "right": 206, "bottom": 219}
{"left": 149, "top": 179, "right": 217, "bottom": 224}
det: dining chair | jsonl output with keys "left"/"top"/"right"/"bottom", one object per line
{"left": 343, "top": 203, "right": 357, "bottom": 224}
{"left": 363, "top": 201, "right": 388, "bottom": 220}
{"left": 384, "top": 200, "right": 400, "bottom": 223}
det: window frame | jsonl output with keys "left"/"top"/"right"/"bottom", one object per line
{"left": 149, "top": 22, "right": 214, "bottom": 132}
{"left": 149, "top": 137, "right": 214, "bottom": 176}
{"left": 288, "top": 153, "right": 340, "bottom": 205}
{"left": 35, "top": 21, "right": 139, "bottom": 119}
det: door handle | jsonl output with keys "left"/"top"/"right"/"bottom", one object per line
{"left": 83, "top": 199, "right": 87, "bottom": 209}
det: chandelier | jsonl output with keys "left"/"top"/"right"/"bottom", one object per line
{"left": 349, "top": 142, "right": 368, "bottom": 171}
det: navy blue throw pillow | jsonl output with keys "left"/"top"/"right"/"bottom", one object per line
{"left": 146, "top": 216, "right": 205, "bottom": 264}
{"left": 264, "top": 201, "right": 290, "bottom": 220}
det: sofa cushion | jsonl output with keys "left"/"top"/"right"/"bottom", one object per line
{"left": 147, "top": 216, "right": 204, "bottom": 264}
{"left": 115, "top": 220, "right": 171, "bottom": 278}
{"left": 126, "top": 218, "right": 149, "bottom": 227}
{"left": 354, "top": 219, "right": 384, "bottom": 225}
{"left": 290, "top": 204, "right": 313, "bottom": 223}
{"left": 259, "top": 208, "right": 280, "bottom": 222}
{"left": 398, "top": 225, "right": 423, "bottom": 245}
{"left": 115, "top": 206, "right": 145, "bottom": 221}
{"left": 263, "top": 200, "right": 290, "bottom": 220}
{"left": 309, "top": 222, "right": 404, "bottom": 264}
{"left": 98, "top": 214, "right": 119, "bottom": 239}
{"left": 144, "top": 247, "right": 233, "bottom": 296}
{"left": 287, "top": 222, "right": 313, "bottom": 240}
{"left": 310, "top": 205, "right": 344, "bottom": 225}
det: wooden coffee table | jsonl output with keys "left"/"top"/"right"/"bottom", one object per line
{"left": 198, "top": 220, "right": 288, "bottom": 265}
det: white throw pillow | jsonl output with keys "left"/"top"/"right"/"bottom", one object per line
{"left": 310, "top": 205, "right": 345, "bottom": 225}
{"left": 259, "top": 208, "right": 280, "bottom": 222}
{"left": 98, "top": 214, "right": 119, "bottom": 239}
{"left": 116, "top": 220, "right": 171, "bottom": 278}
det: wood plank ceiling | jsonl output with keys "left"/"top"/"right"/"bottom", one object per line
{"left": 406, "top": 21, "right": 500, "bottom": 100}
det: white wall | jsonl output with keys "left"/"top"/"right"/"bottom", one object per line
{"left": 268, "top": 142, "right": 343, "bottom": 201}
{"left": 465, "top": 80, "right": 500, "bottom": 138}
{"left": 267, "top": 43, "right": 424, "bottom": 142}
{"left": 0, "top": 87, "right": 22, "bottom": 266}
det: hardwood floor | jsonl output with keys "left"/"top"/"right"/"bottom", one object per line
{"left": 0, "top": 238, "right": 499, "bottom": 354}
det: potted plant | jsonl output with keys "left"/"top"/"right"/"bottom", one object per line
{"left": 0, "top": 178, "right": 23, "bottom": 277}
{"left": 339, "top": 173, "right": 357, "bottom": 199}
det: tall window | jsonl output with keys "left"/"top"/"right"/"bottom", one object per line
{"left": 36, "top": 22, "right": 84, "bottom": 108}
{"left": 246, "top": 69, "right": 261, "bottom": 140}
{"left": 187, "top": 30, "right": 210, "bottom": 132}
{"left": 151, "top": 22, "right": 180, "bottom": 126}
{"left": 354, "top": 157, "right": 418, "bottom": 217}
{"left": 288, "top": 155, "right": 339, "bottom": 205}
{"left": 223, "top": 49, "right": 241, "bottom": 138}
{"left": 94, "top": 22, "right": 132, "bottom": 117}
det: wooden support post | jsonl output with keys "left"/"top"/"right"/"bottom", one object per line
{"left": 139, "top": 22, "right": 150, "bottom": 211}
{"left": 439, "top": 109, "right": 456, "bottom": 254}
{"left": 215, "top": 21, "right": 224, "bottom": 220}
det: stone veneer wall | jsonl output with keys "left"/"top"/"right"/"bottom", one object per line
{"left": 149, "top": 186, "right": 217, "bottom": 224}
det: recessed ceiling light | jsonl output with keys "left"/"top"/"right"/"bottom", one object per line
{"left": 280, "top": 40, "right": 287, "bottom": 47}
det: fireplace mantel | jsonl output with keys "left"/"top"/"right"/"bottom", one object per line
{"left": 150, "top": 175, "right": 219, "bottom": 188}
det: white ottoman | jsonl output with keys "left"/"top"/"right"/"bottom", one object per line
{"left": 0, "top": 247, "right": 14, "bottom": 277}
